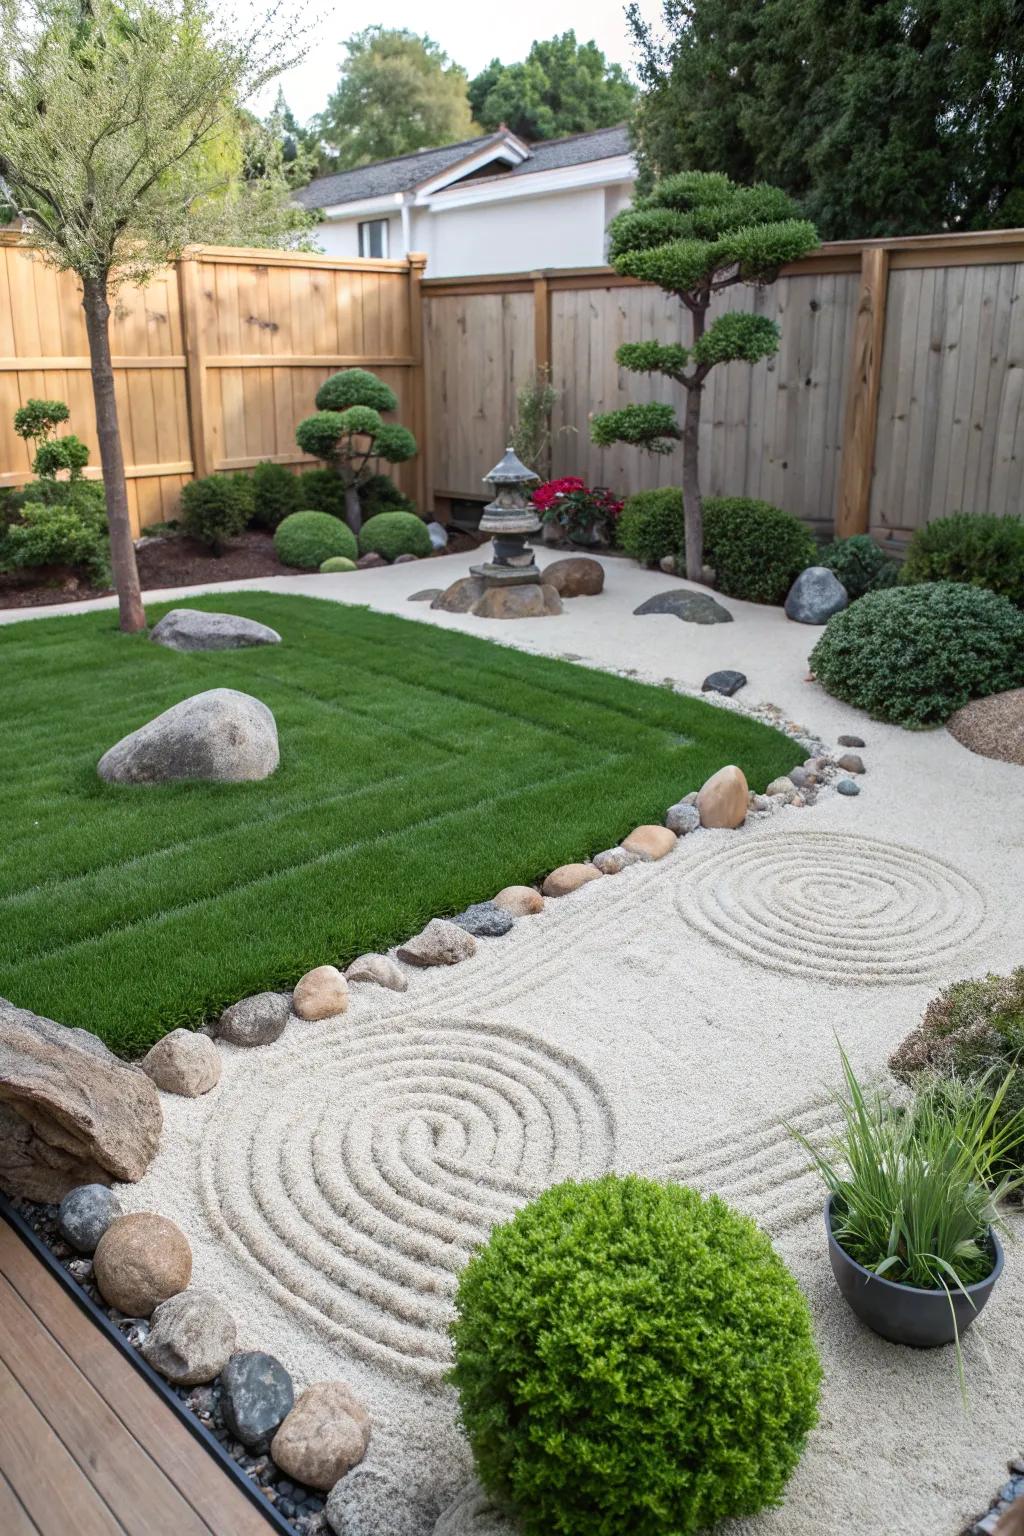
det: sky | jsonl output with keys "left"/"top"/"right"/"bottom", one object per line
{"left": 251, "top": 0, "right": 662, "bottom": 122}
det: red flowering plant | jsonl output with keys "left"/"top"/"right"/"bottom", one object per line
{"left": 532, "top": 476, "right": 623, "bottom": 546}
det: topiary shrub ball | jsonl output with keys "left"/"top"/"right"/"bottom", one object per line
{"left": 319, "top": 555, "right": 357, "bottom": 573}
{"left": 703, "top": 497, "right": 815, "bottom": 604}
{"left": 450, "top": 1175, "right": 821, "bottom": 1536}
{"left": 900, "top": 511, "right": 1024, "bottom": 609}
{"left": 274, "top": 511, "right": 358, "bottom": 570}
{"left": 617, "top": 487, "right": 684, "bottom": 566}
{"left": 810, "top": 582, "right": 1024, "bottom": 727}
{"left": 315, "top": 368, "right": 398, "bottom": 415}
{"left": 359, "top": 510, "right": 432, "bottom": 561}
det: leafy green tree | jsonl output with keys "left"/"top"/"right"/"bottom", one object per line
{"left": 628, "top": 0, "right": 1024, "bottom": 238}
{"left": 259, "top": 89, "right": 319, "bottom": 189}
{"left": 315, "top": 28, "right": 475, "bottom": 172}
{"left": 0, "top": 0, "right": 311, "bottom": 632}
{"left": 591, "top": 173, "right": 818, "bottom": 579}
{"left": 295, "top": 369, "right": 417, "bottom": 533}
{"left": 469, "top": 32, "right": 635, "bottom": 142}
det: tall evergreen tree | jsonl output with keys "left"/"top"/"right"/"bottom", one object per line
{"left": 315, "top": 28, "right": 476, "bottom": 171}
{"left": 628, "top": 0, "right": 1024, "bottom": 238}
{"left": 469, "top": 32, "right": 635, "bottom": 142}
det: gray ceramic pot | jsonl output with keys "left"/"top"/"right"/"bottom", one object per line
{"left": 825, "top": 1196, "right": 1003, "bottom": 1348}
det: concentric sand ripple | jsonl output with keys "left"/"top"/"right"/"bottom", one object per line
{"left": 675, "top": 830, "right": 986, "bottom": 984}
{"left": 200, "top": 1018, "right": 615, "bottom": 1383}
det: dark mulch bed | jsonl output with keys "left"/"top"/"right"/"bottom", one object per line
{"left": 0, "top": 526, "right": 487, "bottom": 610}
{"left": 11, "top": 1194, "right": 328, "bottom": 1534}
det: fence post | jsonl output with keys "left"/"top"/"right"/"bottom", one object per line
{"left": 177, "top": 253, "right": 210, "bottom": 480}
{"left": 532, "top": 272, "right": 551, "bottom": 374}
{"left": 835, "top": 246, "right": 889, "bottom": 538}
{"left": 406, "top": 252, "right": 430, "bottom": 513}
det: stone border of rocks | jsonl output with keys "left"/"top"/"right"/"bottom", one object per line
{"left": 961, "top": 1459, "right": 1024, "bottom": 1536}
{"left": 0, "top": 1193, "right": 313, "bottom": 1535}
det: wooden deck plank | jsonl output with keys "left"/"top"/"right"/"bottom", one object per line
{"left": 0, "top": 1273, "right": 212, "bottom": 1536}
{"left": 0, "top": 1222, "right": 274, "bottom": 1536}
{"left": 0, "top": 1470, "right": 41, "bottom": 1536}
{"left": 0, "top": 1357, "right": 125, "bottom": 1536}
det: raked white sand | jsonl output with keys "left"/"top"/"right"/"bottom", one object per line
{"left": 86, "top": 552, "right": 1024, "bottom": 1536}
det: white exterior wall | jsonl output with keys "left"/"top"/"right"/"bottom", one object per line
{"left": 312, "top": 181, "right": 635, "bottom": 276}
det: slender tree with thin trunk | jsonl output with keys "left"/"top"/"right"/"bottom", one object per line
{"left": 591, "top": 172, "right": 818, "bottom": 580}
{"left": 0, "top": 0, "right": 310, "bottom": 631}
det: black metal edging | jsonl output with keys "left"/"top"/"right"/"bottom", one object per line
{"left": 0, "top": 1194, "right": 295, "bottom": 1536}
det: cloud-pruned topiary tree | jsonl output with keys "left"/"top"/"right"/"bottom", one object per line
{"left": 295, "top": 368, "right": 417, "bottom": 534}
{"left": 591, "top": 173, "right": 818, "bottom": 581}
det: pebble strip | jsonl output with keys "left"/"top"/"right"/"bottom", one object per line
{"left": 962, "top": 1461, "right": 1024, "bottom": 1535}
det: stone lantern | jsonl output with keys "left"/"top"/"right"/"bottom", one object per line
{"left": 471, "top": 447, "right": 543, "bottom": 589}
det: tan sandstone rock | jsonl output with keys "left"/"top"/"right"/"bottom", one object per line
{"left": 0, "top": 999, "right": 163, "bottom": 1201}
{"left": 766, "top": 776, "right": 800, "bottom": 803}
{"left": 140, "top": 1030, "right": 220, "bottom": 1097}
{"left": 292, "top": 965, "right": 349, "bottom": 1021}
{"left": 396, "top": 919, "right": 477, "bottom": 967}
{"left": 94, "top": 1211, "right": 192, "bottom": 1316}
{"left": 542, "top": 863, "right": 603, "bottom": 898}
{"left": 346, "top": 954, "right": 408, "bottom": 991}
{"left": 621, "top": 825, "right": 677, "bottom": 861}
{"left": 492, "top": 885, "right": 544, "bottom": 916}
{"left": 541, "top": 557, "right": 604, "bottom": 597}
{"left": 271, "top": 1381, "right": 371, "bottom": 1490}
{"left": 430, "top": 576, "right": 485, "bottom": 613}
{"left": 141, "top": 1288, "right": 236, "bottom": 1385}
{"left": 471, "top": 584, "right": 561, "bottom": 620}
{"left": 696, "top": 765, "right": 749, "bottom": 829}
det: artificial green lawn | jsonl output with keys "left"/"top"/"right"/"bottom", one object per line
{"left": 0, "top": 592, "right": 802, "bottom": 1053}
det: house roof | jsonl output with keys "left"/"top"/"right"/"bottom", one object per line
{"left": 294, "top": 124, "right": 633, "bottom": 211}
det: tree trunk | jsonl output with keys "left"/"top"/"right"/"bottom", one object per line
{"left": 681, "top": 300, "right": 709, "bottom": 583}
{"left": 81, "top": 274, "right": 145, "bottom": 632}
{"left": 343, "top": 481, "right": 362, "bottom": 536}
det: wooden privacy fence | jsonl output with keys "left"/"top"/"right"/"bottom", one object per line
{"left": 0, "top": 235, "right": 428, "bottom": 534}
{"left": 422, "top": 228, "right": 1024, "bottom": 547}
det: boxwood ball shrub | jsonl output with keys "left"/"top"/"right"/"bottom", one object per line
{"left": 250, "top": 460, "right": 302, "bottom": 530}
{"left": 617, "top": 487, "right": 684, "bottom": 566}
{"left": 450, "top": 1175, "right": 821, "bottom": 1536}
{"left": 900, "top": 512, "right": 1024, "bottom": 608}
{"left": 359, "top": 510, "right": 432, "bottom": 561}
{"left": 180, "top": 473, "right": 253, "bottom": 554}
{"left": 820, "top": 534, "right": 898, "bottom": 600}
{"left": 295, "top": 467, "right": 348, "bottom": 521}
{"left": 810, "top": 582, "right": 1024, "bottom": 727}
{"left": 319, "top": 555, "right": 356, "bottom": 572}
{"left": 274, "top": 510, "right": 358, "bottom": 569}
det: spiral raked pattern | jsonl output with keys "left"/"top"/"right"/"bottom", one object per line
{"left": 675, "top": 830, "right": 985, "bottom": 984}
{"left": 200, "top": 1018, "right": 615, "bottom": 1382}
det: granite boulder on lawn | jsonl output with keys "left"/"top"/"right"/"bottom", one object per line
{"left": 98, "top": 688, "right": 279, "bottom": 785}
{"left": 0, "top": 999, "right": 162, "bottom": 1201}
{"left": 149, "top": 608, "right": 281, "bottom": 652}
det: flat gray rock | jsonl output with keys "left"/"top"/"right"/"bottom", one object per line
{"left": 452, "top": 901, "right": 515, "bottom": 938}
{"left": 784, "top": 566, "right": 848, "bottom": 624}
{"left": 702, "top": 669, "right": 747, "bottom": 696}
{"left": 633, "top": 591, "right": 732, "bottom": 624}
{"left": 426, "top": 521, "right": 449, "bottom": 550}
{"left": 408, "top": 589, "right": 443, "bottom": 603}
{"left": 213, "top": 991, "right": 290, "bottom": 1048}
{"left": 150, "top": 609, "right": 281, "bottom": 652}
{"left": 98, "top": 689, "right": 279, "bottom": 785}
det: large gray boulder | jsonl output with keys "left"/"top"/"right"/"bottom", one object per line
{"left": 0, "top": 999, "right": 163, "bottom": 1201}
{"left": 150, "top": 608, "right": 281, "bottom": 652}
{"left": 784, "top": 566, "right": 849, "bottom": 624}
{"left": 98, "top": 689, "right": 279, "bottom": 785}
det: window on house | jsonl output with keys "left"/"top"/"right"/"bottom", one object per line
{"left": 358, "top": 219, "right": 389, "bottom": 259}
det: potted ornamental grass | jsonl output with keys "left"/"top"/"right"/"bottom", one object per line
{"left": 790, "top": 1047, "right": 1024, "bottom": 1386}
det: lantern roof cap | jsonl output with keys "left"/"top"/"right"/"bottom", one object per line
{"left": 483, "top": 447, "right": 539, "bottom": 486}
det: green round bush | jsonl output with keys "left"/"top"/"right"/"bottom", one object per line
{"left": 319, "top": 555, "right": 356, "bottom": 572}
{"left": 900, "top": 512, "right": 1024, "bottom": 608}
{"left": 703, "top": 497, "right": 815, "bottom": 604}
{"left": 315, "top": 367, "right": 397, "bottom": 414}
{"left": 295, "top": 468, "right": 348, "bottom": 520}
{"left": 616, "top": 487, "right": 684, "bottom": 565}
{"left": 820, "top": 534, "right": 898, "bottom": 600}
{"left": 274, "top": 510, "right": 358, "bottom": 570}
{"left": 180, "top": 473, "right": 252, "bottom": 554}
{"left": 358, "top": 510, "right": 431, "bottom": 561}
{"left": 810, "top": 582, "right": 1024, "bottom": 727}
{"left": 250, "top": 460, "right": 302, "bottom": 530}
{"left": 451, "top": 1176, "right": 820, "bottom": 1536}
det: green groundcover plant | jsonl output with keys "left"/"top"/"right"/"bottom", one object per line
{"left": 358, "top": 510, "right": 432, "bottom": 561}
{"left": 809, "top": 582, "right": 1024, "bottom": 727}
{"left": 900, "top": 512, "right": 1024, "bottom": 609}
{"left": 274, "top": 510, "right": 358, "bottom": 569}
{"left": 0, "top": 594, "right": 802, "bottom": 1050}
{"left": 820, "top": 534, "right": 898, "bottom": 600}
{"left": 617, "top": 488, "right": 814, "bottom": 604}
{"left": 450, "top": 1174, "right": 821, "bottom": 1536}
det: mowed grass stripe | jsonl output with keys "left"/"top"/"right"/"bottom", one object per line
{"left": 0, "top": 592, "right": 801, "bottom": 1052}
